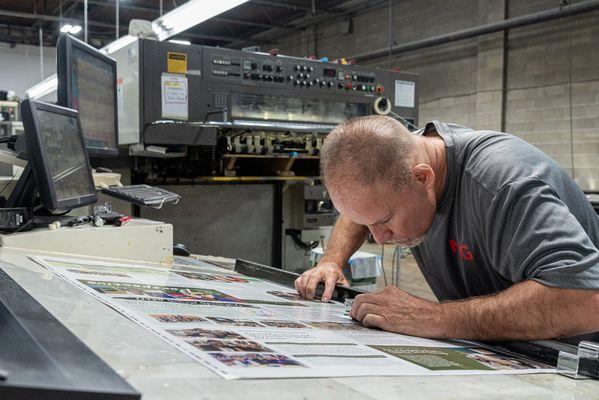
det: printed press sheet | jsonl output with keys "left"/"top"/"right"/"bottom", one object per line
{"left": 31, "top": 255, "right": 555, "bottom": 380}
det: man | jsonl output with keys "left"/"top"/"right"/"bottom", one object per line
{"left": 294, "top": 116, "right": 599, "bottom": 341}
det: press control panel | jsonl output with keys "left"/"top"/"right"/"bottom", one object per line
{"left": 208, "top": 49, "right": 397, "bottom": 96}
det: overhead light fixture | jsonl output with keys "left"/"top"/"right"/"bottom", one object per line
{"left": 152, "top": 0, "right": 250, "bottom": 41}
{"left": 168, "top": 39, "right": 191, "bottom": 45}
{"left": 101, "top": 35, "right": 138, "bottom": 54}
{"left": 60, "top": 24, "right": 83, "bottom": 34}
{"left": 26, "top": 75, "right": 58, "bottom": 99}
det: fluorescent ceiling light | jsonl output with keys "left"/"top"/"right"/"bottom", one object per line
{"left": 26, "top": 75, "right": 58, "bottom": 99}
{"left": 60, "top": 24, "right": 82, "bottom": 34}
{"left": 152, "top": 0, "right": 250, "bottom": 41}
{"left": 101, "top": 35, "right": 138, "bottom": 54}
{"left": 168, "top": 39, "right": 191, "bottom": 45}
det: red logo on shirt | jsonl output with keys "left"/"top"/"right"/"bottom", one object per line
{"left": 449, "top": 239, "right": 473, "bottom": 261}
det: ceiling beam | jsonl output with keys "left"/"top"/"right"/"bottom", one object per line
{"left": 211, "top": 17, "right": 284, "bottom": 29}
{"left": 250, "top": 0, "right": 336, "bottom": 14}
{"left": 0, "top": 8, "right": 114, "bottom": 29}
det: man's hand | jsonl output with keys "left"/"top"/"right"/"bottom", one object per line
{"left": 350, "top": 286, "right": 445, "bottom": 338}
{"left": 294, "top": 261, "right": 349, "bottom": 302}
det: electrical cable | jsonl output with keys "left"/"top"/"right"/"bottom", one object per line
{"left": 289, "top": 230, "right": 319, "bottom": 251}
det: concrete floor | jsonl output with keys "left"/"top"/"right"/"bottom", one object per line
{"left": 359, "top": 242, "right": 437, "bottom": 301}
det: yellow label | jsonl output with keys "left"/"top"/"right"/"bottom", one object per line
{"left": 167, "top": 52, "right": 187, "bottom": 74}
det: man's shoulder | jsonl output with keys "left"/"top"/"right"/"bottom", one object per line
{"left": 439, "top": 124, "right": 563, "bottom": 196}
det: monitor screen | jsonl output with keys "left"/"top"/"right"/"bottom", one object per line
{"left": 21, "top": 100, "right": 97, "bottom": 212}
{"left": 57, "top": 34, "right": 118, "bottom": 157}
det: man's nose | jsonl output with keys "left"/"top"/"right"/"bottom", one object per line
{"left": 370, "top": 226, "right": 392, "bottom": 244}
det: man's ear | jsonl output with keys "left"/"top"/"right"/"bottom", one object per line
{"left": 412, "top": 164, "right": 435, "bottom": 190}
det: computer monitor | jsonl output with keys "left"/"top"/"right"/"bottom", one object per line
{"left": 57, "top": 34, "right": 119, "bottom": 157}
{"left": 19, "top": 99, "right": 97, "bottom": 212}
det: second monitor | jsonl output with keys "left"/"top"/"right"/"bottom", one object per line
{"left": 18, "top": 99, "right": 97, "bottom": 212}
{"left": 57, "top": 33, "right": 119, "bottom": 157}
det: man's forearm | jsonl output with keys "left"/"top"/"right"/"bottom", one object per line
{"left": 440, "top": 280, "right": 599, "bottom": 340}
{"left": 321, "top": 215, "right": 369, "bottom": 266}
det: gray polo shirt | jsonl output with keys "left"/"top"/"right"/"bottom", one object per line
{"left": 411, "top": 121, "right": 599, "bottom": 301}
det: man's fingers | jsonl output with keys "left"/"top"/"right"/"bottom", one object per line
{"left": 361, "top": 313, "right": 387, "bottom": 329}
{"left": 296, "top": 273, "right": 310, "bottom": 298}
{"left": 350, "top": 293, "right": 384, "bottom": 318}
{"left": 304, "top": 271, "right": 323, "bottom": 300}
{"left": 321, "top": 274, "right": 338, "bottom": 302}
{"left": 353, "top": 302, "right": 384, "bottom": 322}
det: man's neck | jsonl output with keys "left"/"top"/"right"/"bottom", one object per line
{"left": 418, "top": 133, "right": 448, "bottom": 203}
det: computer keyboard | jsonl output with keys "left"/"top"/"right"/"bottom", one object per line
{"left": 101, "top": 185, "right": 180, "bottom": 208}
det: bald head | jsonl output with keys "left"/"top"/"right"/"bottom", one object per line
{"left": 321, "top": 115, "right": 415, "bottom": 190}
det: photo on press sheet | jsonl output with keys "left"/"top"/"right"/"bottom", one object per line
{"left": 173, "top": 271, "right": 252, "bottom": 284}
{"left": 259, "top": 320, "right": 310, "bottom": 329}
{"left": 185, "top": 338, "right": 274, "bottom": 353}
{"left": 150, "top": 314, "right": 207, "bottom": 324}
{"left": 80, "top": 280, "right": 244, "bottom": 303}
{"left": 368, "top": 346, "right": 550, "bottom": 371}
{"left": 48, "top": 260, "right": 173, "bottom": 277}
{"left": 209, "top": 353, "right": 305, "bottom": 368}
{"left": 266, "top": 290, "right": 320, "bottom": 301}
{"left": 207, "top": 317, "right": 265, "bottom": 327}
{"left": 307, "top": 321, "right": 371, "bottom": 331}
{"left": 167, "top": 328, "right": 246, "bottom": 340}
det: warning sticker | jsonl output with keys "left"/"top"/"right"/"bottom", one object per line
{"left": 167, "top": 52, "right": 188, "bottom": 74}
